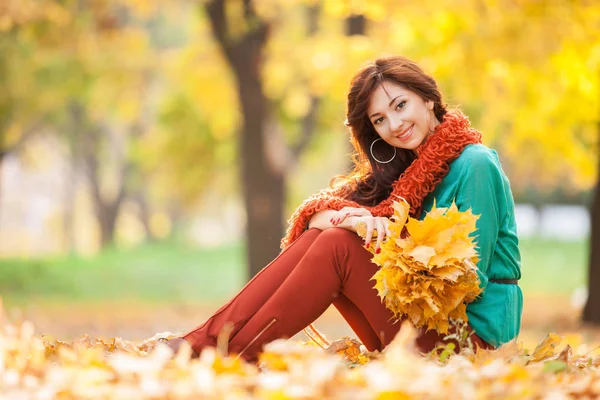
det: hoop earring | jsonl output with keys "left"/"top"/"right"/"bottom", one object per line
{"left": 370, "top": 138, "right": 396, "bottom": 164}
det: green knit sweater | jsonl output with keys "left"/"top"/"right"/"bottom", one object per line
{"left": 421, "top": 144, "right": 523, "bottom": 347}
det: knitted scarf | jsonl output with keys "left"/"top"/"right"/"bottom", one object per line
{"left": 281, "top": 109, "right": 482, "bottom": 249}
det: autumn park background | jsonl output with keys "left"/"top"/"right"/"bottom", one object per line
{"left": 1, "top": 0, "right": 599, "bottom": 353}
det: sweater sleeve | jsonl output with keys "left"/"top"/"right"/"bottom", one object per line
{"left": 455, "top": 148, "right": 505, "bottom": 291}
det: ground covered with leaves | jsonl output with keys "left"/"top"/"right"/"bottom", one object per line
{"left": 2, "top": 307, "right": 600, "bottom": 400}
{"left": 1, "top": 200, "right": 592, "bottom": 398}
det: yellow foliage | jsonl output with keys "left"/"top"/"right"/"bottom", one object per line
{"left": 3, "top": 303, "right": 600, "bottom": 398}
{"left": 282, "top": 87, "right": 312, "bottom": 118}
{"left": 120, "top": 0, "right": 160, "bottom": 19}
{"left": 357, "top": 198, "right": 482, "bottom": 333}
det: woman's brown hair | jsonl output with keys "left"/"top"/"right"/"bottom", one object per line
{"left": 335, "top": 56, "right": 448, "bottom": 206}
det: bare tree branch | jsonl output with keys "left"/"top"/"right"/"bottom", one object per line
{"left": 114, "top": 161, "right": 132, "bottom": 209}
{"left": 243, "top": 0, "right": 253, "bottom": 20}
{"left": 204, "top": 0, "right": 230, "bottom": 58}
{"left": 205, "top": 0, "right": 268, "bottom": 70}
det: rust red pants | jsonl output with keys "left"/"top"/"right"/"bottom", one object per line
{"left": 183, "top": 228, "right": 490, "bottom": 362}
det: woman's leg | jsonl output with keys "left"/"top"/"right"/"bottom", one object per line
{"left": 332, "top": 294, "right": 382, "bottom": 351}
{"left": 183, "top": 227, "right": 490, "bottom": 361}
{"left": 224, "top": 228, "right": 492, "bottom": 361}
{"left": 333, "top": 292, "right": 493, "bottom": 353}
{"left": 183, "top": 228, "right": 323, "bottom": 350}
{"left": 226, "top": 228, "right": 401, "bottom": 361}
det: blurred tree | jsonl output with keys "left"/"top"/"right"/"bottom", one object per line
{"left": 584, "top": 117, "right": 600, "bottom": 324}
{"left": 198, "top": 0, "right": 336, "bottom": 278}
{"left": 0, "top": 1, "right": 68, "bottom": 221}
{"left": 196, "top": 0, "right": 389, "bottom": 278}
{"left": 57, "top": 2, "right": 160, "bottom": 248}
{"left": 1, "top": 0, "right": 168, "bottom": 249}
{"left": 202, "top": 0, "right": 286, "bottom": 278}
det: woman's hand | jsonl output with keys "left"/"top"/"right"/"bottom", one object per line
{"left": 329, "top": 207, "right": 372, "bottom": 226}
{"left": 346, "top": 215, "right": 392, "bottom": 253}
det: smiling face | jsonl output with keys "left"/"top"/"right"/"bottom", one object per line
{"left": 367, "top": 81, "right": 440, "bottom": 151}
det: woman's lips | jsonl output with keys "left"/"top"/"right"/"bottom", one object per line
{"left": 396, "top": 125, "right": 413, "bottom": 140}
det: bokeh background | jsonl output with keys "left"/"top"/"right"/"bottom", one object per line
{"left": 1, "top": 0, "right": 599, "bottom": 350}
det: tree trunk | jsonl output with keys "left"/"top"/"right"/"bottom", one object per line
{"left": 97, "top": 202, "right": 120, "bottom": 248}
{"left": 132, "top": 190, "right": 156, "bottom": 242}
{"left": 205, "top": 0, "right": 283, "bottom": 279}
{"left": 344, "top": 14, "right": 366, "bottom": 173}
{"left": 582, "top": 120, "right": 600, "bottom": 323}
{"left": 63, "top": 149, "right": 76, "bottom": 253}
{"left": 63, "top": 103, "right": 82, "bottom": 254}
{"left": 204, "top": 1, "right": 329, "bottom": 279}
{"left": 81, "top": 122, "right": 128, "bottom": 250}
{"left": 239, "top": 76, "right": 286, "bottom": 278}
{"left": 233, "top": 28, "right": 285, "bottom": 279}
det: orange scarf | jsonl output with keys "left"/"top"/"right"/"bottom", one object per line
{"left": 281, "top": 110, "right": 482, "bottom": 249}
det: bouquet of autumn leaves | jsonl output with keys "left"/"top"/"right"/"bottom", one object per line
{"left": 356, "top": 198, "right": 483, "bottom": 334}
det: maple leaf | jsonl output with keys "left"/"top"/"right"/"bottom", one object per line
{"left": 408, "top": 245, "right": 436, "bottom": 265}
{"left": 529, "top": 333, "right": 563, "bottom": 363}
{"left": 325, "top": 337, "right": 372, "bottom": 365}
{"left": 358, "top": 199, "right": 482, "bottom": 334}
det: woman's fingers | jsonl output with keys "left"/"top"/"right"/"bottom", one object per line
{"left": 359, "top": 208, "right": 373, "bottom": 217}
{"left": 331, "top": 208, "right": 370, "bottom": 226}
{"left": 340, "top": 206, "right": 370, "bottom": 215}
{"left": 331, "top": 211, "right": 351, "bottom": 225}
{"left": 383, "top": 217, "right": 392, "bottom": 237}
{"left": 330, "top": 211, "right": 344, "bottom": 225}
{"left": 364, "top": 218, "right": 375, "bottom": 247}
{"left": 340, "top": 210, "right": 366, "bottom": 224}
{"left": 330, "top": 212, "right": 391, "bottom": 252}
{"left": 375, "top": 218, "right": 386, "bottom": 253}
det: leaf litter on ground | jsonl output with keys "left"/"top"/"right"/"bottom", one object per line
{"left": 3, "top": 301, "right": 600, "bottom": 399}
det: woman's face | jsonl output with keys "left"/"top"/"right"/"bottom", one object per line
{"left": 367, "top": 81, "right": 439, "bottom": 151}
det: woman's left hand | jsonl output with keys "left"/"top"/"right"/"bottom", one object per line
{"left": 330, "top": 206, "right": 372, "bottom": 226}
{"left": 348, "top": 215, "right": 392, "bottom": 253}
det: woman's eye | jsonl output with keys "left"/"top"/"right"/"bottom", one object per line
{"left": 396, "top": 101, "right": 406, "bottom": 109}
{"left": 373, "top": 117, "right": 384, "bottom": 125}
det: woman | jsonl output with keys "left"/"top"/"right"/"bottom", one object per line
{"left": 166, "top": 56, "right": 522, "bottom": 362}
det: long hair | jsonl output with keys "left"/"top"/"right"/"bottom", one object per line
{"left": 335, "top": 56, "right": 448, "bottom": 206}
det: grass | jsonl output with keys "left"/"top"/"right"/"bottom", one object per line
{"left": 0, "top": 240, "right": 246, "bottom": 306}
{"left": 518, "top": 237, "right": 588, "bottom": 295}
{"left": 0, "top": 236, "right": 589, "bottom": 306}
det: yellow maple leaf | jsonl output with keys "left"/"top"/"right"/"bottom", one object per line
{"left": 359, "top": 198, "right": 483, "bottom": 334}
{"left": 529, "top": 333, "right": 563, "bottom": 363}
{"left": 408, "top": 245, "right": 436, "bottom": 265}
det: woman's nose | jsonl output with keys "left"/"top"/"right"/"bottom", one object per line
{"left": 388, "top": 115, "right": 403, "bottom": 132}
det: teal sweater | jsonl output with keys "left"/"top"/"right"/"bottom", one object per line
{"left": 420, "top": 144, "right": 523, "bottom": 347}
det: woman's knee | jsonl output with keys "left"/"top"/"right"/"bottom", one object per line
{"left": 313, "top": 227, "right": 362, "bottom": 247}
